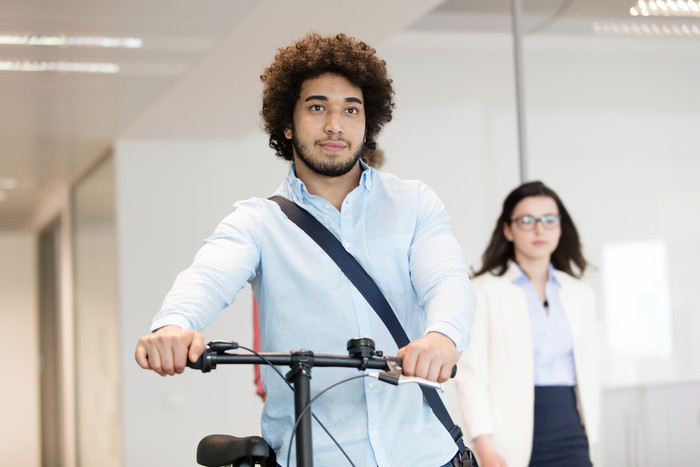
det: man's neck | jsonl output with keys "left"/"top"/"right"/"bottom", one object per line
{"left": 294, "top": 162, "right": 363, "bottom": 211}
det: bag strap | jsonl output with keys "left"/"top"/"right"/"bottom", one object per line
{"left": 269, "top": 196, "right": 470, "bottom": 460}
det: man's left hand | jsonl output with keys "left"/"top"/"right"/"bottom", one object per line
{"left": 396, "top": 332, "right": 459, "bottom": 383}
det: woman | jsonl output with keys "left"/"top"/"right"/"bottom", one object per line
{"left": 455, "top": 181, "right": 599, "bottom": 467}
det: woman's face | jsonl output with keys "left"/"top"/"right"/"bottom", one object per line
{"left": 503, "top": 196, "right": 562, "bottom": 264}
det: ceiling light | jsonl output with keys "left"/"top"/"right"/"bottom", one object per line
{"left": 0, "top": 61, "right": 119, "bottom": 73}
{"left": 0, "top": 178, "right": 17, "bottom": 189}
{"left": 594, "top": 20, "right": 700, "bottom": 36}
{"left": 0, "top": 35, "right": 142, "bottom": 48}
{"left": 630, "top": 0, "right": 700, "bottom": 17}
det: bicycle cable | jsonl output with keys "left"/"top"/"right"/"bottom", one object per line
{"left": 286, "top": 374, "right": 369, "bottom": 467}
{"left": 234, "top": 344, "right": 357, "bottom": 467}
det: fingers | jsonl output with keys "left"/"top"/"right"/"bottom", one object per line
{"left": 134, "top": 326, "right": 202, "bottom": 376}
{"left": 134, "top": 340, "right": 152, "bottom": 370}
{"left": 398, "top": 332, "right": 458, "bottom": 383}
{"left": 401, "top": 345, "right": 443, "bottom": 382}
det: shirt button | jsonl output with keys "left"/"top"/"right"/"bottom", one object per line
{"left": 324, "top": 204, "right": 330, "bottom": 209}
{"left": 344, "top": 242, "right": 350, "bottom": 248}
{"left": 371, "top": 430, "right": 377, "bottom": 436}
{"left": 368, "top": 382, "right": 374, "bottom": 388}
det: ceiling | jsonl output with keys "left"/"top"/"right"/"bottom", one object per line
{"left": 0, "top": 0, "right": 676, "bottom": 230}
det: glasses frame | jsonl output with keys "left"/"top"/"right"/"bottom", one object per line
{"left": 510, "top": 214, "right": 561, "bottom": 231}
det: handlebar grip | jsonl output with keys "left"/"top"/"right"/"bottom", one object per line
{"left": 186, "top": 350, "right": 212, "bottom": 372}
{"left": 186, "top": 357, "right": 202, "bottom": 370}
{"left": 395, "top": 357, "right": 458, "bottom": 378}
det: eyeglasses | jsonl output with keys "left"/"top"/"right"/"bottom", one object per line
{"left": 510, "top": 214, "right": 561, "bottom": 231}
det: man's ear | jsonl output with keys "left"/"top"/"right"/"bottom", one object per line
{"left": 284, "top": 124, "right": 292, "bottom": 140}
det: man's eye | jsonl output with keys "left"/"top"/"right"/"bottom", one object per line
{"left": 310, "top": 104, "right": 324, "bottom": 111}
{"left": 346, "top": 107, "right": 358, "bottom": 114}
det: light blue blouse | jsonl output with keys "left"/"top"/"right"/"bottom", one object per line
{"left": 512, "top": 263, "right": 577, "bottom": 386}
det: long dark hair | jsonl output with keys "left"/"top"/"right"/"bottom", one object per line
{"left": 472, "top": 181, "right": 588, "bottom": 278}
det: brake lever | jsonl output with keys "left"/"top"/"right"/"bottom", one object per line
{"left": 368, "top": 357, "right": 445, "bottom": 392}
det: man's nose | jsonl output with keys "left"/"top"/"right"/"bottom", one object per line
{"left": 325, "top": 112, "right": 343, "bottom": 134}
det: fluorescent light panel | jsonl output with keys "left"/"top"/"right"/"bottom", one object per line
{"left": 0, "top": 35, "right": 142, "bottom": 48}
{"left": 630, "top": 0, "right": 700, "bottom": 17}
{"left": 594, "top": 20, "right": 700, "bottom": 36}
{"left": 0, "top": 61, "right": 119, "bottom": 73}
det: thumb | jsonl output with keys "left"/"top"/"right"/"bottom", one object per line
{"left": 188, "top": 331, "right": 205, "bottom": 362}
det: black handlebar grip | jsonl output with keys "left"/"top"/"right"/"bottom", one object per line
{"left": 186, "top": 356, "right": 202, "bottom": 370}
{"left": 186, "top": 350, "right": 212, "bottom": 372}
{"left": 395, "top": 357, "right": 458, "bottom": 378}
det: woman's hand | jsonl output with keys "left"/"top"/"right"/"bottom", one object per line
{"left": 473, "top": 435, "right": 508, "bottom": 467}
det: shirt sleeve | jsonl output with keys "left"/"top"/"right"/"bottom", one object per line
{"left": 408, "top": 182, "right": 476, "bottom": 353}
{"left": 150, "top": 199, "right": 264, "bottom": 332}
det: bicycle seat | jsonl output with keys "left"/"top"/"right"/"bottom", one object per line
{"left": 196, "top": 434, "right": 275, "bottom": 467}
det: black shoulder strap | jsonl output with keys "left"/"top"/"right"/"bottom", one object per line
{"left": 269, "top": 196, "right": 471, "bottom": 461}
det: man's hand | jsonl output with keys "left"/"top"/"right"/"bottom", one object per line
{"left": 396, "top": 331, "right": 459, "bottom": 383}
{"left": 134, "top": 325, "right": 205, "bottom": 376}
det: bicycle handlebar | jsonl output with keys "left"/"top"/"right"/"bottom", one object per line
{"left": 186, "top": 339, "right": 457, "bottom": 380}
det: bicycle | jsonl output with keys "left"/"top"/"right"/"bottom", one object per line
{"left": 186, "top": 337, "right": 454, "bottom": 467}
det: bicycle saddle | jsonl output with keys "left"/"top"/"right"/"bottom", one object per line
{"left": 196, "top": 434, "right": 275, "bottom": 467}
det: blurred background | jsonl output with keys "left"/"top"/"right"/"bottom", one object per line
{"left": 1, "top": 0, "right": 699, "bottom": 465}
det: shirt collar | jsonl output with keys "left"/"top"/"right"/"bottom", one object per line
{"left": 283, "top": 160, "right": 374, "bottom": 202}
{"left": 508, "top": 261, "right": 560, "bottom": 287}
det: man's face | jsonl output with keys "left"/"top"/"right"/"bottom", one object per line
{"left": 284, "top": 73, "right": 366, "bottom": 177}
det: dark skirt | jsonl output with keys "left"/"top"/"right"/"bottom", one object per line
{"left": 529, "top": 386, "right": 592, "bottom": 467}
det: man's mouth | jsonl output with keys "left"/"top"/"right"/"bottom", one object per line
{"left": 319, "top": 141, "right": 347, "bottom": 152}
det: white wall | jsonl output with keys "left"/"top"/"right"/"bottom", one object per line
{"left": 0, "top": 232, "right": 40, "bottom": 466}
{"left": 117, "top": 134, "right": 288, "bottom": 466}
{"left": 73, "top": 157, "right": 122, "bottom": 467}
{"left": 600, "top": 379, "right": 700, "bottom": 466}
{"left": 521, "top": 34, "right": 700, "bottom": 387}
{"left": 377, "top": 32, "right": 521, "bottom": 271}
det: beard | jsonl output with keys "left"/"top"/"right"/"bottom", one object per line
{"left": 292, "top": 132, "right": 363, "bottom": 177}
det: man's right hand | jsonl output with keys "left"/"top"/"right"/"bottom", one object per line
{"left": 135, "top": 325, "right": 205, "bottom": 376}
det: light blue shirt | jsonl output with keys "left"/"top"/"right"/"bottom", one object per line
{"left": 512, "top": 263, "right": 577, "bottom": 386}
{"left": 152, "top": 162, "right": 476, "bottom": 467}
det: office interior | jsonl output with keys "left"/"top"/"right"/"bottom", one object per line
{"left": 1, "top": 0, "right": 699, "bottom": 465}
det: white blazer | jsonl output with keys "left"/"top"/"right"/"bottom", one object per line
{"left": 455, "top": 263, "right": 600, "bottom": 467}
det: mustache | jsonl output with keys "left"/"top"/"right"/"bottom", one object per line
{"left": 316, "top": 137, "right": 350, "bottom": 145}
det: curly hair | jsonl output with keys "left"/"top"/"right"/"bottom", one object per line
{"left": 260, "top": 32, "right": 395, "bottom": 161}
{"left": 472, "top": 181, "right": 589, "bottom": 279}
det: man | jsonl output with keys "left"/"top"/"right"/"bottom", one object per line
{"left": 135, "top": 32, "right": 476, "bottom": 466}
